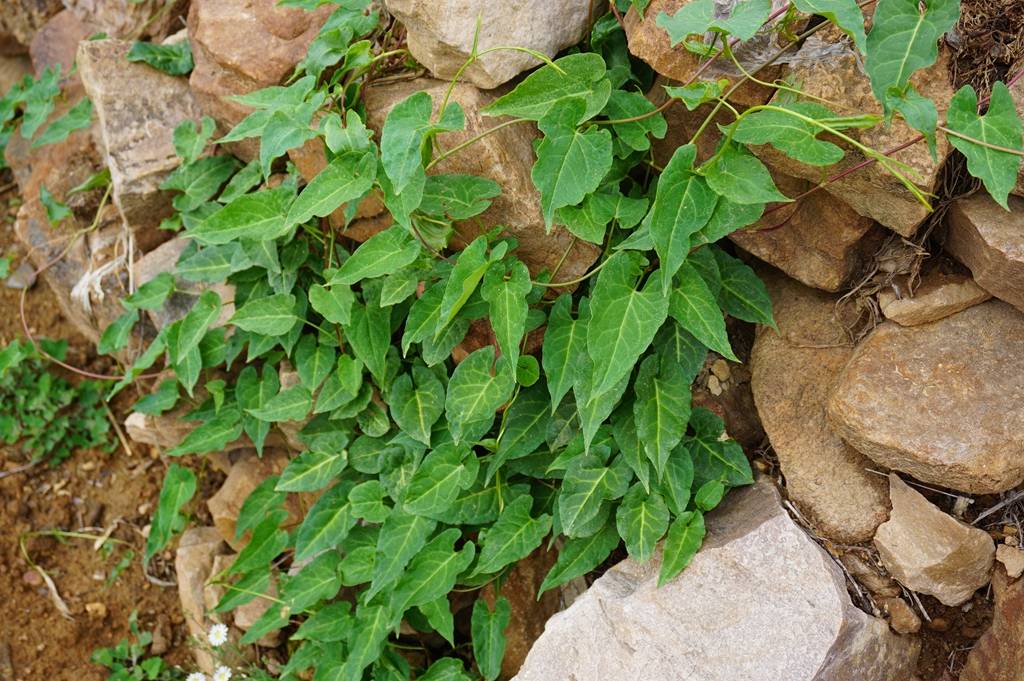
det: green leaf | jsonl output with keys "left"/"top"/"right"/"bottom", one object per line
{"left": 164, "top": 157, "right": 241, "bottom": 213}
{"left": 472, "top": 597, "right": 511, "bottom": 681}
{"left": 887, "top": 85, "right": 939, "bottom": 159}
{"left": 381, "top": 91, "right": 464, "bottom": 194}
{"left": 488, "top": 383, "right": 551, "bottom": 482}
{"left": 421, "top": 174, "right": 502, "bottom": 220}
{"left": 586, "top": 252, "right": 670, "bottom": 395}
{"left": 295, "top": 336, "right": 335, "bottom": 390}
{"left": 542, "top": 295, "right": 586, "bottom": 410}
{"left": 660, "top": 447, "right": 695, "bottom": 515}
{"left": 475, "top": 495, "right": 552, "bottom": 575}
{"left": 533, "top": 103, "right": 614, "bottom": 228}
{"left": 309, "top": 283, "right": 354, "bottom": 325}
{"left": 350, "top": 480, "right": 390, "bottom": 523}
{"left": 315, "top": 355, "right": 363, "bottom": 414}
{"left": 612, "top": 406, "right": 650, "bottom": 491}
{"left": 602, "top": 89, "right": 668, "bottom": 152}
{"left": 704, "top": 143, "right": 790, "bottom": 204}
{"left": 791, "top": 0, "right": 867, "bottom": 52}
{"left": 39, "top": 185, "right": 70, "bottom": 225}
{"left": 347, "top": 294, "right": 391, "bottom": 382}
{"left": 295, "top": 481, "right": 357, "bottom": 561}
{"left": 633, "top": 354, "right": 691, "bottom": 477}
{"left": 483, "top": 53, "right": 611, "bottom": 121}
{"left": 173, "top": 117, "right": 215, "bottom": 164}
{"left": 166, "top": 409, "right": 243, "bottom": 456}
{"left": 538, "top": 523, "right": 619, "bottom": 595}
{"left": 367, "top": 511, "right": 437, "bottom": 599}
{"left": 559, "top": 455, "right": 632, "bottom": 536}
{"left": 419, "top": 597, "right": 455, "bottom": 645}
{"left": 659, "top": 510, "right": 706, "bottom": 586}
{"left": 32, "top": 97, "right": 92, "bottom": 148}
{"left": 235, "top": 476, "right": 287, "bottom": 541}
{"left": 403, "top": 442, "right": 477, "bottom": 516}
{"left": 248, "top": 384, "right": 312, "bottom": 422}
{"left": 668, "top": 261, "right": 736, "bottom": 361}
{"left": 419, "top": 658, "right": 472, "bottom": 681}
{"left": 665, "top": 81, "right": 726, "bottom": 111}
{"left": 695, "top": 478, "right": 726, "bottom": 511}
{"left": 615, "top": 483, "right": 669, "bottom": 562}
{"left": 330, "top": 224, "right": 421, "bottom": 286}
{"left": 258, "top": 106, "right": 319, "bottom": 178}
{"left": 445, "top": 346, "right": 515, "bottom": 444}
{"left": 481, "top": 259, "right": 531, "bottom": 368}
{"left": 144, "top": 464, "right": 196, "bottom": 561}
{"left": 286, "top": 150, "right": 377, "bottom": 226}
{"left": 172, "top": 289, "right": 221, "bottom": 364}
{"left": 692, "top": 196, "right": 764, "bottom": 246}
{"left": 230, "top": 293, "right": 298, "bottom": 335}
{"left": 133, "top": 379, "right": 179, "bottom": 416}
{"left": 686, "top": 408, "right": 754, "bottom": 487}
{"left": 946, "top": 82, "right": 1024, "bottom": 209}
{"left": 282, "top": 551, "right": 341, "bottom": 611}
{"left": 732, "top": 103, "right": 845, "bottom": 166}
{"left": 712, "top": 248, "right": 775, "bottom": 327}
{"left": 649, "top": 144, "right": 717, "bottom": 282}
{"left": 277, "top": 449, "right": 347, "bottom": 492}
{"left": 390, "top": 366, "right": 445, "bottom": 446}
{"left": 865, "top": 0, "right": 960, "bottom": 109}
{"left": 402, "top": 281, "right": 444, "bottom": 355}
{"left": 189, "top": 186, "right": 294, "bottom": 245}
{"left": 98, "top": 311, "right": 136, "bottom": 355}
{"left": 657, "top": 0, "right": 772, "bottom": 43}
{"left": 438, "top": 236, "right": 490, "bottom": 333}
{"left": 215, "top": 568, "right": 271, "bottom": 613}
{"left": 338, "top": 605, "right": 393, "bottom": 681}
{"left": 390, "top": 529, "right": 475, "bottom": 612}
{"left": 126, "top": 40, "right": 194, "bottom": 76}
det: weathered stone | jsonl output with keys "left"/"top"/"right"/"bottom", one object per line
{"left": 0, "top": 0, "right": 63, "bottom": 51}
{"left": 187, "top": 0, "right": 332, "bottom": 160}
{"left": 996, "top": 543, "right": 1024, "bottom": 579}
{"left": 755, "top": 33, "right": 954, "bottom": 237}
{"left": 29, "top": 10, "right": 91, "bottom": 75}
{"left": 945, "top": 193, "right": 1024, "bottom": 313}
{"left": 385, "top": 0, "right": 601, "bottom": 89}
{"left": 354, "top": 78, "right": 600, "bottom": 281}
{"left": 625, "top": 0, "right": 790, "bottom": 107}
{"left": 731, "top": 173, "right": 884, "bottom": 291}
{"left": 63, "top": 0, "right": 189, "bottom": 41}
{"left": 877, "top": 270, "right": 992, "bottom": 326}
{"left": 77, "top": 39, "right": 201, "bottom": 231}
{"left": 880, "top": 597, "right": 920, "bottom": 635}
{"left": 750, "top": 269, "right": 889, "bottom": 542}
{"left": 480, "top": 546, "right": 562, "bottom": 680}
{"left": 827, "top": 300, "right": 1024, "bottom": 494}
{"left": 960, "top": 575, "right": 1024, "bottom": 681}
{"left": 175, "top": 527, "right": 230, "bottom": 674}
{"left": 513, "top": 480, "right": 919, "bottom": 681}
{"left": 873, "top": 475, "right": 994, "bottom": 607}
{"left": 840, "top": 553, "right": 900, "bottom": 598}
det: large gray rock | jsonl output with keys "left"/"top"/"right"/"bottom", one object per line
{"left": 77, "top": 39, "right": 201, "bottom": 230}
{"left": 874, "top": 475, "right": 994, "bottom": 607}
{"left": 385, "top": 0, "right": 602, "bottom": 89}
{"left": 513, "top": 480, "right": 919, "bottom": 681}
{"left": 750, "top": 269, "right": 889, "bottom": 542}
{"left": 827, "top": 300, "right": 1024, "bottom": 494}
{"left": 945, "top": 194, "right": 1024, "bottom": 313}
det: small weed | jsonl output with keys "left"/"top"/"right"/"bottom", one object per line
{"left": 91, "top": 612, "right": 185, "bottom": 681}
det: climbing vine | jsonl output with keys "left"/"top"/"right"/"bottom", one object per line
{"left": 6, "top": 0, "right": 1022, "bottom": 678}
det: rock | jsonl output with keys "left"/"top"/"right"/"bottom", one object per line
{"left": 0, "top": 55, "right": 31, "bottom": 93}
{"left": 827, "top": 300, "right": 1024, "bottom": 494}
{"left": 959, "top": 571, "right": 1024, "bottom": 681}
{"left": 4, "top": 261, "right": 36, "bottom": 290}
{"left": 354, "top": 78, "right": 600, "bottom": 281}
{"left": 513, "top": 480, "right": 919, "bottom": 681}
{"left": 731, "top": 172, "right": 884, "bottom": 292}
{"left": 187, "top": 0, "right": 333, "bottom": 160}
{"left": 691, "top": 358, "right": 765, "bottom": 452}
{"left": 945, "top": 193, "right": 1024, "bottom": 313}
{"left": 0, "top": 0, "right": 63, "bottom": 52}
{"left": 63, "top": 0, "right": 189, "bottom": 41}
{"left": 480, "top": 546, "right": 562, "bottom": 679}
{"left": 880, "top": 597, "right": 920, "bottom": 635}
{"left": 877, "top": 270, "right": 991, "bottom": 326}
{"left": 386, "top": 0, "right": 601, "bottom": 89}
{"left": 207, "top": 450, "right": 300, "bottom": 552}
{"left": 873, "top": 475, "right": 994, "bottom": 607}
{"left": 204, "top": 554, "right": 280, "bottom": 649}
{"left": 750, "top": 269, "right": 889, "bottom": 542}
{"left": 124, "top": 411, "right": 199, "bottom": 450}
{"left": 840, "top": 553, "right": 900, "bottom": 598}
{"left": 754, "top": 33, "right": 954, "bottom": 237}
{"left": 28, "top": 10, "right": 91, "bottom": 75}
{"left": 133, "top": 237, "right": 235, "bottom": 331}
{"left": 84, "top": 601, "right": 107, "bottom": 620}
{"left": 175, "top": 527, "right": 230, "bottom": 674}
{"left": 625, "top": 0, "right": 790, "bottom": 107}
{"left": 996, "top": 543, "right": 1024, "bottom": 579}
{"left": 77, "top": 39, "right": 201, "bottom": 232}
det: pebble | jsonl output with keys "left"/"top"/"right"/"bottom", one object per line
{"left": 4, "top": 261, "right": 36, "bottom": 290}
{"left": 882, "top": 597, "right": 921, "bottom": 634}
{"left": 707, "top": 375, "right": 723, "bottom": 396}
{"left": 85, "top": 602, "right": 108, "bottom": 619}
{"left": 996, "top": 543, "right": 1024, "bottom": 578}
{"left": 927, "top": 617, "right": 951, "bottom": 632}
{"left": 710, "top": 359, "right": 731, "bottom": 382}
{"left": 22, "top": 570, "right": 42, "bottom": 587}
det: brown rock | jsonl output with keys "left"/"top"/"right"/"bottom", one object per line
{"left": 29, "top": 10, "right": 92, "bottom": 75}
{"left": 187, "top": 0, "right": 332, "bottom": 160}
{"left": 481, "top": 546, "right": 562, "bottom": 679}
{"left": 755, "top": 33, "right": 954, "bottom": 237}
{"left": 0, "top": 55, "right": 31, "bottom": 93}
{"left": 0, "top": 0, "right": 63, "bottom": 51}
{"left": 691, "top": 360, "right": 765, "bottom": 451}
{"left": 827, "top": 300, "right": 1024, "bottom": 494}
{"left": 63, "top": 0, "right": 188, "bottom": 40}
{"left": 175, "top": 527, "right": 230, "bottom": 674}
{"left": 750, "top": 269, "right": 889, "bottom": 542}
{"left": 731, "top": 173, "right": 884, "bottom": 291}
{"left": 880, "top": 597, "right": 920, "bottom": 634}
{"left": 873, "top": 475, "right": 994, "bottom": 607}
{"left": 959, "top": 571, "right": 1024, "bottom": 681}
{"left": 945, "top": 193, "right": 1024, "bottom": 313}
{"left": 996, "top": 543, "right": 1024, "bottom": 579}
{"left": 877, "top": 270, "right": 991, "bottom": 326}
{"left": 840, "top": 553, "right": 900, "bottom": 598}
{"left": 77, "top": 38, "right": 201, "bottom": 232}
{"left": 354, "top": 78, "right": 600, "bottom": 281}
{"left": 207, "top": 449, "right": 300, "bottom": 552}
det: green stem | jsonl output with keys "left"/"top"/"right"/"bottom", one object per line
{"left": 532, "top": 255, "right": 611, "bottom": 288}
{"left": 938, "top": 125, "right": 1024, "bottom": 156}
{"left": 425, "top": 118, "right": 531, "bottom": 170}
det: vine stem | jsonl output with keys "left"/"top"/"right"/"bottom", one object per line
{"left": 938, "top": 125, "right": 1024, "bottom": 156}
{"left": 425, "top": 118, "right": 531, "bottom": 170}
{"left": 532, "top": 255, "right": 611, "bottom": 288}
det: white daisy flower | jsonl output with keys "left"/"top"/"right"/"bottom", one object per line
{"left": 207, "top": 623, "right": 229, "bottom": 648}
{"left": 212, "top": 666, "right": 233, "bottom": 681}
{"left": 186, "top": 673, "right": 207, "bottom": 681}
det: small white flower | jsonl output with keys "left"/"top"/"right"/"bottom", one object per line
{"left": 207, "top": 623, "right": 229, "bottom": 648}
{"left": 212, "top": 666, "right": 233, "bottom": 681}
{"left": 186, "top": 673, "right": 207, "bottom": 681}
